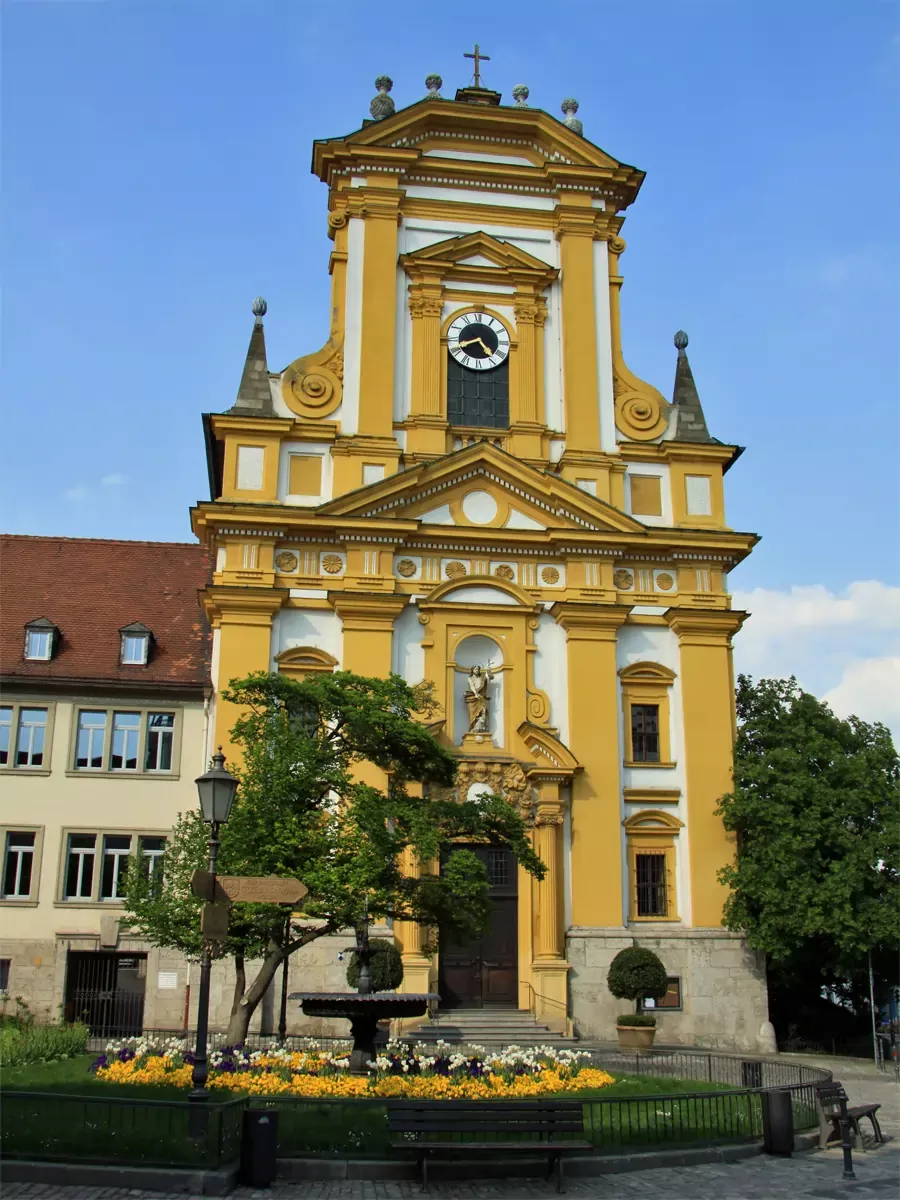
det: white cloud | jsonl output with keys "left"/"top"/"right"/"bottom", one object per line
{"left": 63, "top": 484, "right": 89, "bottom": 504}
{"left": 101, "top": 473, "right": 126, "bottom": 487}
{"left": 732, "top": 581, "right": 900, "bottom": 742}
{"left": 62, "top": 473, "right": 127, "bottom": 505}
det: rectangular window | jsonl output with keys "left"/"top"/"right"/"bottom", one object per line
{"left": 0, "top": 958, "right": 9, "bottom": 991}
{"left": 139, "top": 835, "right": 166, "bottom": 889}
{"left": 630, "top": 475, "right": 662, "bottom": 517}
{"left": 635, "top": 852, "right": 668, "bottom": 917}
{"left": 75, "top": 711, "right": 107, "bottom": 769}
{"left": 631, "top": 704, "right": 660, "bottom": 762}
{"left": 144, "top": 713, "right": 175, "bottom": 771}
{"left": 16, "top": 708, "right": 48, "bottom": 767}
{"left": 236, "top": 444, "right": 265, "bottom": 490}
{"left": 649, "top": 977, "right": 682, "bottom": 1010}
{"left": 120, "top": 635, "right": 149, "bottom": 665}
{"left": 110, "top": 712, "right": 141, "bottom": 770}
{"left": 100, "top": 834, "right": 132, "bottom": 900}
{"left": 0, "top": 707, "right": 11, "bottom": 765}
{"left": 3, "top": 832, "right": 36, "bottom": 898}
{"left": 487, "top": 849, "right": 510, "bottom": 886}
{"left": 65, "top": 834, "right": 97, "bottom": 899}
{"left": 685, "top": 474, "right": 713, "bottom": 516}
{"left": 24, "top": 629, "right": 53, "bottom": 660}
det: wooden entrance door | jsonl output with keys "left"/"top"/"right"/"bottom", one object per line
{"left": 438, "top": 846, "right": 518, "bottom": 1008}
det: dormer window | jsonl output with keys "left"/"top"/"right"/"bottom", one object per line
{"left": 23, "top": 618, "right": 58, "bottom": 661}
{"left": 119, "top": 622, "right": 152, "bottom": 666}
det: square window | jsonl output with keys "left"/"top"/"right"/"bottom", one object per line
{"left": 24, "top": 629, "right": 53, "bottom": 660}
{"left": 110, "top": 712, "right": 141, "bottom": 771}
{"left": 65, "top": 834, "right": 97, "bottom": 899}
{"left": 75, "top": 711, "right": 107, "bottom": 769}
{"left": 3, "top": 831, "right": 36, "bottom": 898}
{"left": 630, "top": 475, "right": 662, "bottom": 517}
{"left": 144, "top": 713, "right": 175, "bottom": 771}
{"left": 631, "top": 704, "right": 660, "bottom": 763}
{"left": 16, "top": 709, "right": 48, "bottom": 768}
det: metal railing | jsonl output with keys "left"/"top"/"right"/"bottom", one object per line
{"left": 1, "top": 1091, "right": 245, "bottom": 1168}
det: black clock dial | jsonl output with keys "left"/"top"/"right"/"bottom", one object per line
{"left": 456, "top": 322, "right": 498, "bottom": 359}
{"left": 447, "top": 312, "right": 511, "bottom": 370}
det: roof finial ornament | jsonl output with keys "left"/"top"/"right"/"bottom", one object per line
{"left": 425, "top": 73, "right": 443, "bottom": 99}
{"left": 370, "top": 76, "right": 395, "bottom": 121}
{"left": 464, "top": 43, "right": 491, "bottom": 89}
{"left": 561, "top": 97, "right": 583, "bottom": 136}
{"left": 512, "top": 84, "right": 529, "bottom": 107}
{"left": 674, "top": 330, "right": 689, "bottom": 356}
{"left": 252, "top": 297, "right": 267, "bottom": 325}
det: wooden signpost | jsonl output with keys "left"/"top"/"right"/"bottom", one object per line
{"left": 190, "top": 871, "right": 308, "bottom": 942}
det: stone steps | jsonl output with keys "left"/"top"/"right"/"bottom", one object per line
{"left": 401, "top": 1007, "right": 578, "bottom": 1049}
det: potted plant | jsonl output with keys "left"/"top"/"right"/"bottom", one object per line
{"left": 607, "top": 946, "right": 668, "bottom": 1049}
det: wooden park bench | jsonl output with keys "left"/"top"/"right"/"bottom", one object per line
{"left": 814, "top": 1082, "right": 885, "bottom": 1151}
{"left": 387, "top": 1099, "right": 591, "bottom": 1192}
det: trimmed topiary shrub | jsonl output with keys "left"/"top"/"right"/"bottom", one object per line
{"left": 616, "top": 1012, "right": 658, "bottom": 1027}
{"left": 607, "top": 946, "right": 668, "bottom": 1023}
{"left": 346, "top": 937, "right": 404, "bottom": 992}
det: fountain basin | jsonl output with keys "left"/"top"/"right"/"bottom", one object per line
{"left": 290, "top": 992, "right": 440, "bottom": 1074}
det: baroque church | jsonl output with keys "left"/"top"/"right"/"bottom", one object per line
{"left": 193, "top": 62, "right": 771, "bottom": 1049}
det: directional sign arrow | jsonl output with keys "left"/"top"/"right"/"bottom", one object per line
{"left": 216, "top": 876, "right": 308, "bottom": 905}
{"left": 190, "top": 870, "right": 227, "bottom": 903}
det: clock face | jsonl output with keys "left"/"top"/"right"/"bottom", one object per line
{"left": 447, "top": 312, "right": 510, "bottom": 371}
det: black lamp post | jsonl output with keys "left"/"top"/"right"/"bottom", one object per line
{"left": 189, "top": 748, "right": 238, "bottom": 1103}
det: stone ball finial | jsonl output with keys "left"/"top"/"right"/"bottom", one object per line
{"left": 561, "top": 97, "right": 583, "bottom": 135}
{"left": 425, "top": 73, "right": 443, "bottom": 98}
{"left": 674, "top": 330, "right": 689, "bottom": 352}
{"left": 252, "top": 297, "right": 267, "bottom": 318}
{"left": 512, "top": 84, "right": 530, "bottom": 107}
{"left": 370, "top": 76, "right": 395, "bottom": 121}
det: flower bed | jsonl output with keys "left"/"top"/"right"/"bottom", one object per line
{"left": 92, "top": 1038, "right": 615, "bottom": 1099}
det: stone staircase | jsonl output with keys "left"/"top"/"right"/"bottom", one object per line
{"left": 400, "top": 1006, "right": 578, "bottom": 1050}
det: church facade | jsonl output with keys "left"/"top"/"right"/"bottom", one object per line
{"left": 193, "top": 74, "right": 771, "bottom": 1050}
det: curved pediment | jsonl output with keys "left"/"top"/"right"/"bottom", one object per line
{"left": 518, "top": 721, "right": 581, "bottom": 774}
{"left": 423, "top": 575, "right": 537, "bottom": 609}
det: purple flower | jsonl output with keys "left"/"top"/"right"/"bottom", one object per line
{"left": 117, "top": 1048, "right": 135, "bottom": 1062}
{"left": 89, "top": 1055, "right": 108, "bottom": 1073}
{"left": 216, "top": 1059, "right": 235, "bottom": 1073}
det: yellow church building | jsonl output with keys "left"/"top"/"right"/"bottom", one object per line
{"left": 192, "top": 68, "right": 773, "bottom": 1050}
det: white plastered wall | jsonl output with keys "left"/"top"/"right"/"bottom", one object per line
{"left": 532, "top": 611, "right": 569, "bottom": 747}
{"left": 391, "top": 600, "right": 425, "bottom": 684}
{"left": 593, "top": 241, "right": 616, "bottom": 451}
{"left": 270, "top": 608, "right": 343, "bottom": 670}
{"left": 615, "top": 623, "right": 691, "bottom": 925}
{"left": 339, "top": 216, "right": 365, "bottom": 435}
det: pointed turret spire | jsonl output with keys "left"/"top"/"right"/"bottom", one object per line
{"left": 670, "top": 331, "right": 712, "bottom": 442}
{"left": 229, "top": 298, "right": 274, "bottom": 416}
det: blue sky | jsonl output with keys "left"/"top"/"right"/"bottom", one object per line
{"left": 2, "top": 0, "right": 898, "bottom": 729}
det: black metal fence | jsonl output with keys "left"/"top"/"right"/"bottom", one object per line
{"left": 1, "top": 1091, "right": 245, "bottom": 1168}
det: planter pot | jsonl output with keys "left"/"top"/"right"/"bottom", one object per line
{"left": 616, "top": 1023, "right": 656, "bottom": 1050}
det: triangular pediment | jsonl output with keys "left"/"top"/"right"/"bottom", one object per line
{"left": 317, "top": 442, "right": 646, "bottom": 535}
{"left": 401, "top": 230, "right": 556, "bottom": 277}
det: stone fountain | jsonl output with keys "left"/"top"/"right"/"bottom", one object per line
{"left": 290, "top": 921, "right": 439, "bottom": 1074}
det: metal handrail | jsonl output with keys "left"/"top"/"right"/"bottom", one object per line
{"left": 522, "top": 980, "right": 569, "bottom": 1014}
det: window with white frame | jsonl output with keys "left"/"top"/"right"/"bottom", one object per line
{"left": 73, "top": 709, "right": 178, "bottom": 774}
{"left": 119, "top": 623, "right": 151, "bottom": 666}
{"left": 24, "top": 628, "right": 52, "bottom": 660}
{"left": 0, "top": 708, "right": 11, "bottom": 766}
{"left": 2, "top": 831, "right": 36, "bottom": 899}
{"left": 15, "top": 708, "right": 48, "bottom": 768}
{"left": 61, "top": 830, "right": 167, "bottom": 903}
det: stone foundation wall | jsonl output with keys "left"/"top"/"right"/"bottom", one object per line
{"left": 567, "top": 926, "right": 772, "bottom": 1053}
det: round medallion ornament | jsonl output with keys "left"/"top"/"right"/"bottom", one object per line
{"left": 656, "top": 572, "right": 675, "bottom": 591}
{"left": 614, "top": 569, "right": 634, "bottom": 590}
{"left": 445, "top": 561, "right": 467, "bottom": 579}
{"left": 396, "top": 559, "right": 417, "bottom": 578}
{"left": 541, "top": 567, "right": 560, "bottom": 585}
{"left": 275, "top": 551, "right": 298, "bottom": 573}
{"left": 321, "top": 554, "right": 344, "bottom": 575}
{"left": 493, "top": 564, "right": 515, "bottom": 581}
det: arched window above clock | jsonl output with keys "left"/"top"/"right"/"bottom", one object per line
{"left": 445, "top": 310, "right": 511, "bottom": 430}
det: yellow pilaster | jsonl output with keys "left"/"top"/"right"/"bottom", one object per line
{"left": 395, "top": 844, "right": 434, "bottom": 997}
{"left": 407, "top": 285, "right": 447, "bottom": 458}
{"left": 356, "top": 181, "right": 402, "bottom": 440}
{"left": 555, "top": 196, "right": 600, "bottom": 453}
{"left": 509, "top": 297, "right": 546, "bottom": 461}
{"left": 552, "top": 603, "right": 631, "bottom": 926}
{"left": 664, "top": 609, "right": 747, "bottom": 926}
{"left": 202, "top": 587, "right": 286, "bottom": 757}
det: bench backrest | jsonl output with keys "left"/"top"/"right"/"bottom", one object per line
{"left": 388, "top": 1101, "right": 585, "bottom": 1137}
{"left": 815, "top": 1082, "right": 849, "bottom": 1119}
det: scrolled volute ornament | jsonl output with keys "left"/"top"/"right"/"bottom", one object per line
{"left": 282, "top": 339, "right": 344, "bottom": 419}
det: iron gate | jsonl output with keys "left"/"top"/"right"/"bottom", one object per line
{"left": 64, "top": 951, "right": 146, "bottom": 1037}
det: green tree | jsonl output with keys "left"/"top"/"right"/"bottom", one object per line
{"left": 123, "top": 670, "right": 543, "bottom": 1044}
{"left": 717, "top": 676, "right": 900, "bottom": 1003}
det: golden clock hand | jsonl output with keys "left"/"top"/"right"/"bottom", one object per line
{"left": 459, "top": 337, "right": 491, "bottom": 354}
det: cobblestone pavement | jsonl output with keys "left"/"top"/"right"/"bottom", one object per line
{"left": 5, "top": 1057, "right": 897, "bottom": 1200}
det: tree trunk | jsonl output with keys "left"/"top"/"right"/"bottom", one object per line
{"left": 230, "top": 952, "right": 246, "bottom": 1019}
{"left": 224, "top": 944, "right": 284, "bottom": 1045}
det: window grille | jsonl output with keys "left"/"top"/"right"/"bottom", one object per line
{"left": 635, "top": 852, "right": 668, "bottom": 917}
{"left": 631, "top": 704, "right": 660, "bottom": 762}
{"left": 447, "top": 358, "right": 509, "bottom": 429}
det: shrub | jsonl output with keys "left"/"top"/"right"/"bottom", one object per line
{"left": 0, "top": 995, "right": 35, "bottom": 1030}
{"left": 0, "top": 1021, "right": 89, "bottom": 1066}
{"left": 607, "top": 946, "right": 668, "bottom": 1017}
{"left": 616, "top": 1012, "right": 658, "bottom": 1027}
{"left": 346, "top": 937, "right": 403, "bottom": 992}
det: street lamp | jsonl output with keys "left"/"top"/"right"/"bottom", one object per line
{"left": 189, "top": 748, "right": 238, "bottom": 1103}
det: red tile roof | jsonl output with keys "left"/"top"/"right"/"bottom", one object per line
{"left": 1, "top": 536, "right": 212, "bottom": 689}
